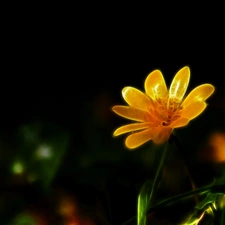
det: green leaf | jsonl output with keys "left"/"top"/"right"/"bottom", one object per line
{"left": 195, "top": 193, "right": 217, "bottom": 210}
{"left": 184, "top": 212, "right": 204, "bottom": 225}
{"left": 195, "top": 193, "right": 224, "bottom": 211}
{"left": 221, "top": 204, "right": 225, "bottom": 225}
{"left": 137, "top": 180, "right": 152, "bottom": 225}
{"left": 183, "top": 193, "right": 225, "bottom": 225}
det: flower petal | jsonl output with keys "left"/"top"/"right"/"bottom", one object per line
{"left": 125, "top": 129, "right": 154, "bottom": 149}
{"left": 144, "top": 69, "right": 168, "bottom": 100}
{"left": 113, "top": 123, "right": 150, "bottom": 136}
{"left": 181, "top": 101, "right": 207, "bottom": 120}
{"left": 152, "top": 127, "right": 172, "bottom": 144}
{"left": 112, "top": 106, "right": 148, "bottom": 122}
{"left": 182, "top": 84, "right": 215, "bottom": 107}
{"left": 122, "top": 87, "right": 153, "bottom": 110}
{"left": 170, "top": 117, "right": 190, "bottom": 128}
{"left": 169, "top": 66, "right": 190, "bottom": 101}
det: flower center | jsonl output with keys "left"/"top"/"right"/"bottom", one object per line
{"left": 147, "top": 97, "right": 183, "bottom": 127}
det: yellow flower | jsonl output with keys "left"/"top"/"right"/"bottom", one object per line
{"left": 112, "top": 66, "right": 215, "bottom": 149}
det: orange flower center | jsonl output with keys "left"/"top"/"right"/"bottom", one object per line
{"left": 147, "top": 97, "right": 183, "bottom": 127}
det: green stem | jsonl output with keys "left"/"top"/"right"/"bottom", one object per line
{"left": 148, "top": 137, "right": 173, "bottom": 208}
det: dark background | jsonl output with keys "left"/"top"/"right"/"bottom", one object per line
{"left": 1, "top": 5, "right": 225, "bottom": 225}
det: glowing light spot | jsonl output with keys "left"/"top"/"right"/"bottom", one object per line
{"left": 36, "top": 145, "right": 52, "bottom": 159}
{"left": 208, "top": 132, "right": 225, "bottom": 162}
{"left": 12, "top": 162, "right": 24, "bottom": 174}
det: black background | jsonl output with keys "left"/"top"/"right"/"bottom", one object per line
{"left": 1, "top": 4, "right": 225, "bottom": 224}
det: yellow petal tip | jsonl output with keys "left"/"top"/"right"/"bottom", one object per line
{"left": 113, "top": 128, "right": 121, "bottom": 137}
{"left": 183, "top": 65, "right": 190, "bottom": 70}
{"left": 180, "top": 66, "right": 190, "bottom": 74}
{"left": 111, "top": 105, "right": 119, "bottom": 112}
